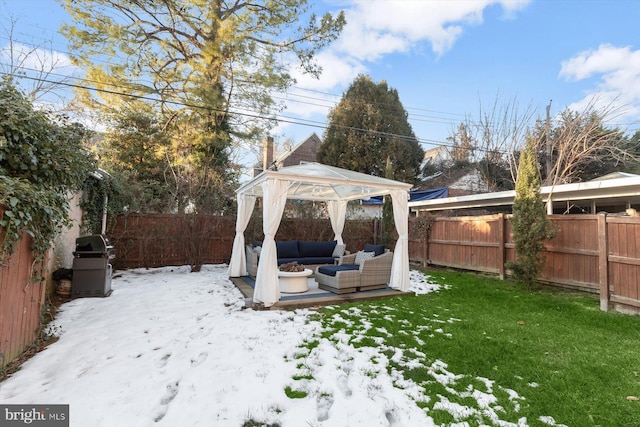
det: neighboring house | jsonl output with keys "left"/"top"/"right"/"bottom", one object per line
{"left": 251, "top": 133, "right": 322, "bottom": 178}
{"left": 420, "top": 145, "right": 450, "bottom": 178}
{"left": 417, "top": 145, "right": 490, "bottom": 197}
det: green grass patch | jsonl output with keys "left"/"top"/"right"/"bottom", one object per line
{"left": 311, "top": 268, "right": 640, "bottom": 426}
{"left": 291, "top": 374, "right": 314, "bottom": 381}
{"left": 284, "top": 385, "right": 308, "bottom": 399}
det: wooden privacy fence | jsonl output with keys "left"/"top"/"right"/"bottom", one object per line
{"left": 409, "top": 213, "right": 640, "bottom": 314}
{"left": 108, "top": 214, "right": 237, "bottom": 269}
{"left": 0, "top": 231, "right": 48, "bottom": 369}
{"left": 107, "top": 214, "right": 379, "bottom": 270}
{"left": 107, "top": 212, "right": 639, "bottom": 314}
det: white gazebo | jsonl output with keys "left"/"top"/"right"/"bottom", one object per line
{"left": 228, "top": 162, "right": 413, "bottom": 307}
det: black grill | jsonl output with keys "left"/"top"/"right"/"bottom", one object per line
{"left": 71, "top": 235, "right": 115, "bottom": 298}
{"left": 73, "top": 235, "right": 115, "bottom": 259}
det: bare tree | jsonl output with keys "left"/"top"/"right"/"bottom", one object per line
{"left": 462, "top": 95, "right": 538, "bottom": 190}
{"left": 0, "top": 15, "right": 77, "bottom": 106}
{"left": 537, "top": 99, "right": 636, "bottom": 187}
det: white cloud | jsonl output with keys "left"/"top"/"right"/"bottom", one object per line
{"left": 292, "top": 50, "right": 366, "bottom": 94}
{"left": 559, "top": 44, "right": 640, "bottom": 81}
{"left": 335, "top": 0, "right": 533, "bottom": 59}
{"left": 560, "top": 44, "right": 640, "bottom": 126}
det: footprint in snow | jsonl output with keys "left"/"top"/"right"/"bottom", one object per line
{"left": 337, "top": 374, "right": 352, "bottom": 397}
{"left": 316, "top": 393, "right": 334, "bottom": 422}
{"left": 156, "top": 353, "right": 171, "bottom": 368}
{"left": 153, "top": 381, "right": 180, "bottom": 422}
{"left": 190, "top": 352, "right": 208, "bottom": 367}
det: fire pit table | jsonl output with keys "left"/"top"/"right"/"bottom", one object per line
{"left": 278, "top": 269, "right": 312, "bottom": 293}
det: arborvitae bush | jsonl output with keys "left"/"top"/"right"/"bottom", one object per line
{"left": 507, "top": 138, "right": 556, "bottom": 286}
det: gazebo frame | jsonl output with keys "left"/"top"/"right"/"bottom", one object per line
{"left": 228, "top": 163, "right": 412, "bottom": 307}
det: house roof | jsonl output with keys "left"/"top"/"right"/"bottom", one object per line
{"left": 409, "top": 174, "right": 640, "bottom": 213}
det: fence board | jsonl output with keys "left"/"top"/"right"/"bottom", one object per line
{"left": 0, "top": 230, "right": 47, "bottom": 368}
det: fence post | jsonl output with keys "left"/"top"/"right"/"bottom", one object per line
{"left": 598, "top": 213, "right": 610, "bottom": 311}
{"left": 497, "top": 213, "right": 505, "bottom": 279}
{"left": 422, "top": 225, "right": 429, "bottom": 267}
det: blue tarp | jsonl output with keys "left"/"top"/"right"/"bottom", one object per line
{"left": 362, "top": 187, "right": 448, "bottom": 204}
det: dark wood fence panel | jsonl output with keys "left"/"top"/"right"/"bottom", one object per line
{"left": 0, "top": 231, "right": 47, "bottom": 368}
{"left": 108, "top": 214, "right": 379, "bottom": 270}
{"left": 108, "top": 214, "right": 236, "bottom": 269}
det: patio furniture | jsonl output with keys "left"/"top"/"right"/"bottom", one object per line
{"left": 315, "top": 249, "right": 393, "bottom": 294}
{"left": 245, "top": 239, "right": 343, "bottom": 278}
{"left": 278, "top": 269, "right": 313, "bottom": 293}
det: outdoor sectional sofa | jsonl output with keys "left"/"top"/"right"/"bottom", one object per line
{"left": 314, "top": 244, "right": 392, "bottom": 294}
{"left": 245, "top": 239, "right": 343, "bottom": 278}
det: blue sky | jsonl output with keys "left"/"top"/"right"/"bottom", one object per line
{"left": 2, "top": 0, "right": 640, "bottom": 170}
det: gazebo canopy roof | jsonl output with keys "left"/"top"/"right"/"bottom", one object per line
{"left": 236, "top": 162, "right": 412, "bottom": 202}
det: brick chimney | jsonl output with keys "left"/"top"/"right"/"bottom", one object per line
{"left": 263, "top": 136, "right": 274, "bottom": 170}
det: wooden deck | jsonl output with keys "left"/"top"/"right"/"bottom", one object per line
{"left": 230, "top": 276, "right": 406, "bottom": 310}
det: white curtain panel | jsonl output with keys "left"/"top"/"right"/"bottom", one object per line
{"left": 390, "top": 189, "right": 410, "bottom": 291}
{"left": 227, "top": 194, "right": 256, "bottom": 277}
{"left": 327, "top": 200, "right": 347, "bottom": 245}
{"left": 253, "top": 178, "right": 290, "bottom": 307}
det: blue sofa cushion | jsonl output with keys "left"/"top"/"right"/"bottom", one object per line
{"left": 298, "top": 240, "right": 337, "bottom": 258}
{"left": 278, "top": 256, "right": 335, "bottom": 266}
{"left": 276, "top": 240, "right": 299, "bottom": 258}
{"left": 364, "top": 243, "right": 385, "bottom": 256}
{"left": 317, "top": 264, "right": 359, "bottom": 277}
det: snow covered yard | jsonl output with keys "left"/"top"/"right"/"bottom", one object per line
{"left": 0, "top": 265, "right": 563, "bottom": 426}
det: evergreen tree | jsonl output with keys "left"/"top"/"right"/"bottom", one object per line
{"left": 507, "top": 137, "right": 555, "bottom": 286}
{"left": 317, "top": 74, "right": 423, "bottom": 183}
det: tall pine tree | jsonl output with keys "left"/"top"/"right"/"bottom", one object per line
{"left": 317, "top": 74, "right": 423, "bottom": 183}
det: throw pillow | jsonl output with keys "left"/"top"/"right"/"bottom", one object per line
{"left": 332, "top": 244, "right": 346, "bottom": 258}
{"left": 364, "top": 243, "right": 385, "bottom": 256}
{"left": 276, "top": 240, "right": 300, "bottom": 258}
{"left": 354, "top": 250, "right": 375, "bottom": 265}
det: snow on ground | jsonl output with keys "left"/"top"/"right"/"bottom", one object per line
{"left": 0, "top": 265, "right": 553, "bottom": 426}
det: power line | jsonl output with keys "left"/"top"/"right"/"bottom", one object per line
{"left": 3, "top": 70, "right": 479, "bottom": 150}
{"left": 0, "top": 35, "right": 476, "bottom": 123}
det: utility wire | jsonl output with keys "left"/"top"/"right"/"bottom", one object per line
{"left": 3, "top": 70, "right": 490, "bottom": 152}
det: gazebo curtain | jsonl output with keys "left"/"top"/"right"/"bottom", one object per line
{"left": 253, "top": 178, "right": 290, "bottom": 306}
{"left": 228, "top": 194, "right": 256, "bottom": 277}
{"left": 327, "top": 200, "right": 347, "bottom": 245}
{"left": 390, "top": 189, "right": 410, "bottom": 291}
